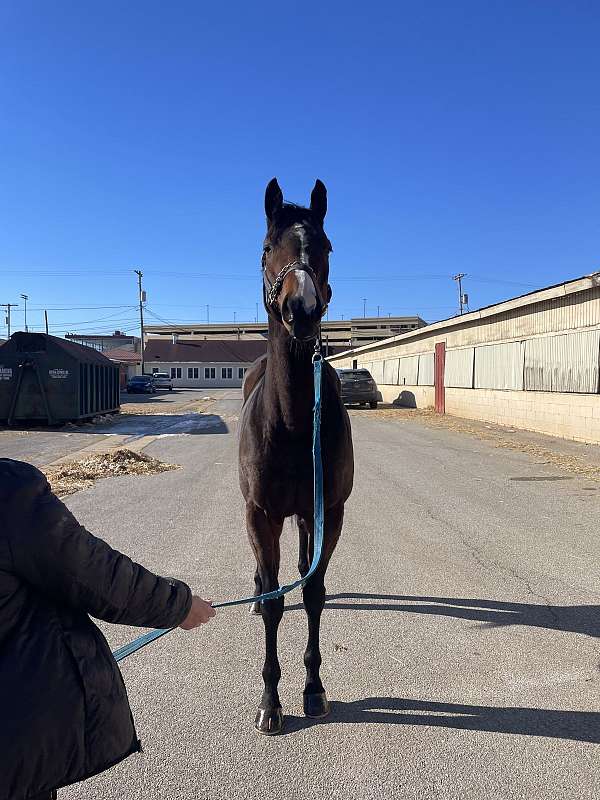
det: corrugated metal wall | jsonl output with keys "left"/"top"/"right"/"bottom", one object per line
{"left": 383, "top": 358, "right": 399, "bottom": 384}
{"left": 444, "top": 348, "right": 474, "bottom": 388}
{"left": 418, "top": 352, "right": 435, "bottom": 386}
{"left": 398, "top": 355, "right": 419, "bottom": 385}
{"left": 360, "top": 351, "right": 439, "bottom": 387}
{"left": 370, "top": 360, "right": 385, "bottom": 384}
{"left": 356, "top": 330, "right": 600, "bottom": 395}
{"left": 524, "top": 330, "right": 600, "bottom": 392}
{"left": 475, "top": 341, "right": 525, "bottom": 390}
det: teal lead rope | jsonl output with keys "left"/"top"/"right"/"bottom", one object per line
{"left": 112, "top": 354, "right": 324, "bottom": 664}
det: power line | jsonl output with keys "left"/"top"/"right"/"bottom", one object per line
{"left": 0, "top": 268, "right": 539, "bottom": 288}
{"left": 28, "top": 304, "right": 137, "bottom": 311}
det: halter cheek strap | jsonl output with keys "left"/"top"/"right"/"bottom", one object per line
{"left": 262, "top": 259, "right": 328, "bottom": 319}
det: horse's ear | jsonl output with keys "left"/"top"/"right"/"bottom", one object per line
{"left": 310, "top": 179, "right": 327, "bottom": 225}
{"left": 265, "top": 178, "right": 283, "bottom": 222}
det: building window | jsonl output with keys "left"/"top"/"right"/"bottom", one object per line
{"left": 221, "top": 367, "right": 232, "bottom": 379}
{"left": 171, "top": 367, "right": 182, "bottom": 379}
{"left": 170, "top": 368, "right": 176, "bottom": 378}
{"left": 238, "top": 367, "right": 246, "bottom": 379}
{"left": 187, "top": 367, "right": 199, "bottom": 379}
{"left": 188, "top": 367, "right": 193, "bottom": 379}
{"left": 152, "top": 367, "right": 159, "bottom": 374}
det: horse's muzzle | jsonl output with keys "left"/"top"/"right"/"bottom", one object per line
{"left": 281, "top": 294, "right": 323, "bottom": 341}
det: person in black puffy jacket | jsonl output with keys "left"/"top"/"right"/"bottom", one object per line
{"left": 0, "top": 458, "right": 216, "bottom": 800}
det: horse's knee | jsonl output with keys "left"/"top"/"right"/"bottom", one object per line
{"left": 302, "top": 578, "right": 326, "bottom": 614}
{"left": 298, "top": 558, "right": 310, "bottom": 577}
{"left": 261, "top": 595, "right": 284, "bottom": 624}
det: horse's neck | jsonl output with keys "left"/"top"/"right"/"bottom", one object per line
{"left": 264, "top": 318, "right": 314, "bottom": 431}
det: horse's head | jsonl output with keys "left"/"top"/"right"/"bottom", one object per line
{"left": 262, "top": 178, "right": 332, "bottom": 342}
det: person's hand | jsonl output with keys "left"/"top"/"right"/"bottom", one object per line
{"left": 179, "top": 596, "right": 216, "bottom": 630}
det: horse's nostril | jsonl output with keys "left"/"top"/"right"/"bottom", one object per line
{"left": 282, "top": 299, "right": 293, "bottom": 323}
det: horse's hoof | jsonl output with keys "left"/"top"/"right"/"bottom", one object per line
{"left": 255, "top": 706, "right": 284, "bottom": 735}
{"left": 303, "top": 692, "right": 330, "bottom": 718}
{"left": 249, "top": 601, "right": 262, "bottom": 616}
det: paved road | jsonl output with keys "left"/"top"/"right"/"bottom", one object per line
{"left": 0, "top": 389, "right": 231, "bottom": 465}
{"left": 49, "top": 393, "right": 600, "bottom": 800}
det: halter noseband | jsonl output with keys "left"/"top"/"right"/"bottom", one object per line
{"left": 262, "top": 259, "right": 328, "bottom": 318}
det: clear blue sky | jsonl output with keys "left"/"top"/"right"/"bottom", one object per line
{"left": 1, "top": 1, "right": 599, "bottom": 338}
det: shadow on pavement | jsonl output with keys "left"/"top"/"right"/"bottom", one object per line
{"left": 1, "top": 412, "right": 228, "bottom": 437}
{"left": 285, "top": 593, "right": 600, "bottom": 638}
{"left": 283, "top": 697, "right": 600, "bottom": 743}
{"left": 74, "top": 413, "right": 229, "bottom": 436}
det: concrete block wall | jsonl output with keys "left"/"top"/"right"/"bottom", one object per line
{"left": 372, "top": 383, "right": 599, "bottom": 443}
{"left": 445, "top": 388, "right": 600, "bottom": 444}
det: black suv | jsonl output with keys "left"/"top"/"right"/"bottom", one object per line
{"left": 126, "top": 375, "right": 156, "bottom": 394}
{"left": 336, "top": 368, "right": 378, "bottom": 408}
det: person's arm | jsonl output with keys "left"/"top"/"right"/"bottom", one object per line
{"left": 6, "top": 463, "right": 213, "bottom": 630}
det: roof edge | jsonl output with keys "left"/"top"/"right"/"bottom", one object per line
{"left": 327, "top": 274, "right": 598, "bottom": 361}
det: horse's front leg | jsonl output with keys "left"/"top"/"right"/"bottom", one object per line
{"left": 249, "top": 567, "right": 263, "bottom": 616}
{"left": 246, "top": 501, "right": 285, "bottom": 734}
{"left": 301, "top": 501, "right": 344, "bottom": 718}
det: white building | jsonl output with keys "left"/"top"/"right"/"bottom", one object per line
{"left": 143, "top": 339, "right": 267, "bottom": 388}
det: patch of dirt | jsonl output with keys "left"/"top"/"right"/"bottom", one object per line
{"left": 349, "top": 406, "right": 600, "bottom": 482}
{"left": 118, "top": 399, "right": 211, "bottom": 416}
{"left": 42, "top": 448, "right": 180, "bottom": 497}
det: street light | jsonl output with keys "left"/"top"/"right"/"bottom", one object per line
{"left": 20, "top": 294, "right": 28, "bottom": 332}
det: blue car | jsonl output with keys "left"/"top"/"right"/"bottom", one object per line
{"left": 126, "top": 375, "right": 156, "bottom": 394}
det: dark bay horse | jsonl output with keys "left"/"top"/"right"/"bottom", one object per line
{"left": 239, "top": 178, "right": 354, "bottom": 735}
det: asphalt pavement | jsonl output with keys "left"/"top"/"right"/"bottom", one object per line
{"left": 38, "top": 391, "right": 600, "bottom": 799}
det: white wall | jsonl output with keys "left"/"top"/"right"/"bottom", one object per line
{"left": 146, "top": 361, "right": 249, "bottom": 388}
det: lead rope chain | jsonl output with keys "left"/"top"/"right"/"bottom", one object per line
{"left": 112, "top": 350, "right": 324, "bottom": 663}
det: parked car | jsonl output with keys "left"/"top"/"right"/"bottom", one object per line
{"left": 336, "top": 368, "right": 378, "bottom": 408}
{"left": 126, "top": 374, "right": 156, "bottom": 394}
{"left": 152, "top": 372, "right": 173, "bottom": 391}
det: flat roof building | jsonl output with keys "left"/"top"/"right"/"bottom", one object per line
{"left": 145, "top": 316, "right": 426, "bottom": 355}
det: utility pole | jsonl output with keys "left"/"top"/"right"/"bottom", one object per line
{"left": 1, "top": 303, "right": 18, "bottom": 338}
{"left": 363, "top": 298, "right": 367, "bottom": 318}
{"left": 44, "top": 310, "right": 49, "bottom": 335}
{"left": 206, "top": 304, "right": 210, "bottom": 324}
{"left": 453, "top": 273, "right": 466, "bottom": 315}
{"left": 377, "top": 304, "right": 380, "bottom": 317}
{"left": 20, "top": 294, "right": 29, "bottom": 331}
{"left": 134, "top": 270, "right": 145, "bottom": 373}
{"left": 255, "top": 302, "right": 259, "bottom": 323}
{"left": 233, "top": 311, "right": 236, "bottom": 324}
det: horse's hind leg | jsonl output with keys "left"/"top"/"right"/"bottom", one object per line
{"left": 301, "top": 502, "right": 344, "bottom": 718}
{"left": 246, "top": 501, "right": 285, "bottom": 734}
{"left": 298, "top": 516, "right": 310, "bottom": 577}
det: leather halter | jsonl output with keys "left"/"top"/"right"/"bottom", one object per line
{"left": 262, "top": 259, "right": 328, "bottom": 319}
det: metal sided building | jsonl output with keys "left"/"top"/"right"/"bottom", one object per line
{"left": 328, "top": 274, "right": 600, "bottom": 444}
{"left": 0, "top": 332, "right": 120, "bottom": 425}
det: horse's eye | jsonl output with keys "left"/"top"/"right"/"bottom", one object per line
{"left": 263, "top": 245, "right": 271, "bottom": 254}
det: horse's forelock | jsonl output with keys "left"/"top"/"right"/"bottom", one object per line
{"left": 267, "top": 203, "right": 322, "bottom": 242}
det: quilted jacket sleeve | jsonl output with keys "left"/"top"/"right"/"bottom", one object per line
{"left": 3, "top": 459, "right": 192, "bottom": 629}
